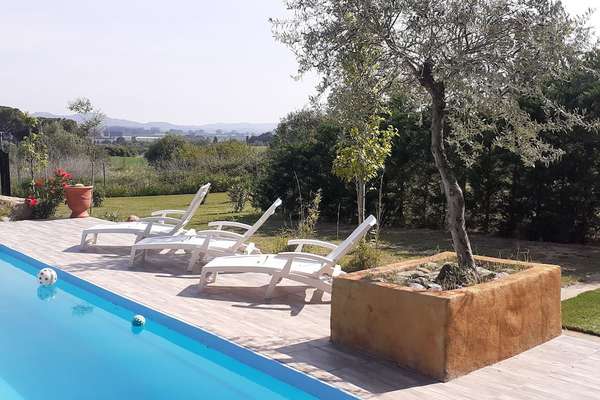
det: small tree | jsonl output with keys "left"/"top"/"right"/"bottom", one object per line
{"left": 333, "top": 116, "right": 396, "bottom": 223}
{"left": 20, "top": 114, "right": 48, "bottom": 180}
{"left": 273, "top": 0, "right": 597, "bottom": 278}
{"left": 67, "top": 98, "right": 105, "bottom": 185}
{"left": 327, "top": 35, "right": 398, "bottom": 223}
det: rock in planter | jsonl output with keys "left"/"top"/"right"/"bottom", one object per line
{"left": 0, "top": 195, "right": 33, "bottom": 220}
{"left": 331, "top": 252, "right": 561, "bottom": 381}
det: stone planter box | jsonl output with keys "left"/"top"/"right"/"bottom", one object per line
{"left": 330, "top": 252, "right": 561, "bottom": 381}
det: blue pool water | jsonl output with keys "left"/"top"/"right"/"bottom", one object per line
{"left": 0, "top": 246, "right": 354, "bottom": 400}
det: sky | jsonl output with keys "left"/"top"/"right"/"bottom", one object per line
{"left": 0, "top": 1, "right": 598, "bottom": 125}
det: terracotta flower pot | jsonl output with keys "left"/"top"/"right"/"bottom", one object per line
{"left": 64, "top": 185, "right": 93, "bottom": 218}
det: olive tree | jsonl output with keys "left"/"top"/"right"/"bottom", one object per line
{"left": 273, "top": 0, "right": 596, "bottom": 275}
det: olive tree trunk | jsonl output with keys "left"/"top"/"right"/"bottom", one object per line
{"left": 419, "top": 63, "right": 476, "bottom": 270}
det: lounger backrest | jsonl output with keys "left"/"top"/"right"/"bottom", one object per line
{"left": 169, "top": 183, "right": 211, "bottom": 234}
{"left": 230, "top": 198, "right": 282, "bottom": 251}
{"left": 326, "top": 215, "right": 377, "bottom": 263}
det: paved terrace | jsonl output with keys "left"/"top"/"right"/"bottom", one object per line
{"left": 1, "top": 218, "right": 599, "bottom": 399}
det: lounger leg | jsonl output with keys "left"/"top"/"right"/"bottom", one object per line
{"left": 187, "top": 250, "right": 202, "bottom": 273}
{"left": 265, "top": 273, "right": 281, "bottom": 299}
{"left": 130, "top": 247, "right": 139, "bottom": 266}
{"left": 80, "top": 233, "right": 88, "bottom": 248}
{"left": 198, "top": 272, "right": 208, "bottom": 291}
{"left": 129, "top": 248, "right": 146, "bottom": 267}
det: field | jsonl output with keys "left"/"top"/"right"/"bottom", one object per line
{"left": 56, "top": 192, "right": 600, "bottom": 283}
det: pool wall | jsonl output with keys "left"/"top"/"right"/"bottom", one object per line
{"left": 0, "top": 244, "right": 357, "bottom": 400}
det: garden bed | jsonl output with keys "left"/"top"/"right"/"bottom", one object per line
{"left": 331, "top": 252, "right": 562, "bottom": 381}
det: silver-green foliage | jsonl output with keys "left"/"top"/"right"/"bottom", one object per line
{"left": 273, "top": 0, "right": 598, "bottom": 166}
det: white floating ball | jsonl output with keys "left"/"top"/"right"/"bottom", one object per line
{"left": 37, "top": 268, "right": 57, "bottom": 286}
{"left": 132, "top": 315, "right": 146, "bottom": 326}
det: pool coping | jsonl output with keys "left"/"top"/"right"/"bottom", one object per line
{"left": 0, "top": 244, "right": 358, "bottom": 400}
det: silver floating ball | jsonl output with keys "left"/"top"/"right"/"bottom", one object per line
{"left": 132, "top": 315, "right": 146, "bottom": 327}
{"left": 37, "top": 268, "right": 57, "bottom": 286}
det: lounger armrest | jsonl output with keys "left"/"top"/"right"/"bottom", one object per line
{"left": 287, "top": 239, "right": 337, "bottom": 252}
{"left": 208, "top": 221, "right": 253, "bottom": 231}
{"left": 139, "top": 216, "right": 181, "bottom": 225}
{"left": 193, "top": 230, "right": 245, "bottom": 240}
{"left": 151, "top": 209, "right": 186, "bottom": 217}
{"left": 278, "top": 252, "right": 334, "bottom": 264}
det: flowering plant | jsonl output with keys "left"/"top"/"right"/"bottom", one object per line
{"left": 25, "top": 169, "right": 73, "bottom": 219}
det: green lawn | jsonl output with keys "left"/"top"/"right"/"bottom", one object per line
{"left": 562, "top": 289, "right": 600, "bottom": 336}
{"left": 58, "top": 192, "right": 259, "bottom": 229}
{"left": 57, "top": 192, "right": 600, "bottom": 279}
{"left": 109, "top": 156, "right": 148, "bottom": 169}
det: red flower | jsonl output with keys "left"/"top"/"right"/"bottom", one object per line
{"left": 25, "top": 196, "right": 38, "bottom": 207}
{"left": 63, "top": 172, "right": 72, "bottom": 180}
{"left": 34, "top": 178, "right": 44, "bottom": 188}
{"left": 55, "top": 168, "right": 68, "bottom": 177}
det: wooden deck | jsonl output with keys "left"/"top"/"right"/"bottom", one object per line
{"left": 1, "top": 217, "right": 599, "bottom": 399}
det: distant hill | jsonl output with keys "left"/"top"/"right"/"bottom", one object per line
{"left": 32, "top": 112, "right": 276, "bottom": 135}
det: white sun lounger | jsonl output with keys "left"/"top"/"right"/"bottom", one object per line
{"left": 80, "top": 183, "right": 211, "bottom": 249}
{"left": 199, "top": 215, "right": 377, "bottom": 298}
{"left": 129, "top": 198, "right": 282, "bottom": 271}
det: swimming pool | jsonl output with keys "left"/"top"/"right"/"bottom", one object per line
{"left": 0, "top": 245, "right": 356, "bottom": 400}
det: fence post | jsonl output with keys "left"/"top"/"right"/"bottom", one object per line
{"left": 0, "top": 149, "right": 11, "bottom": 196}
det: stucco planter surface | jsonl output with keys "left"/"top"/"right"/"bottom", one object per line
{"left": 331, "top": 252, "right": 561, "bottom": 381}
{"left": 64, "top": 186, "right": 93, "bottom": 218}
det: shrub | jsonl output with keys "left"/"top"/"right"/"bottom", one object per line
{"left": 344, "top": 239, "right": 381, "bottom": 273}
{"left": 145, "top": 135, "right": 190, "bottom": 166}
{"left": 268, "top": 230, "right": 293, "bottom": 254}
{"left": 102, "top": 210, "right": 122, "bottom": 222}
{"left": 25, "top": 169, "right": 73, "bottom": 219}
{"left": 228, "top": 180, "right": 252, "bottom": 213}
{"left": 295, "top": 189, "right": 322, "bottom": 238}
{"left": 93, "top": 187, "right": 105, "bottom": 207}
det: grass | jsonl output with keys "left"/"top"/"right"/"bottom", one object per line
{"left": 108, "top": 156, "right": 148, "bottom": 169}
{"left": 562, "top": 289, "right": 600, "bottom": 336}
{"left": 56, "top": 192, "right": 600, "bottom": 280}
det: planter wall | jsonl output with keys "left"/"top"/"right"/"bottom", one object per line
{"left": 331, "top": 252, "right": 561, "bottom": 381}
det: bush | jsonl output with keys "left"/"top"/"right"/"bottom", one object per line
{"left": 295, "top": 190, "right": 322, "bottom": 238}
{"left": 228, "top": 180, "right": 251, "bottom": 213}
{"left": 102, "top": 210, "right": 122, "bottom": 222}
{"left": 145, "top": 135, "right": 191, "bottom": 166}
{"left": 25, "top": 169, "right": 73, "bottom": 219}
{"left": 344, "top": 239, "right": 381, "bottom": 273}
{"left": 253, "top": 110, "right": 354, "bottom": 222}
{"left": 93, "top": 187, "right": 105, "bottom": 207}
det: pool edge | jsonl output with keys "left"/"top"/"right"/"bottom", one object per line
{"left": 0, "top": 244, "right": 359, "bottom": 400}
